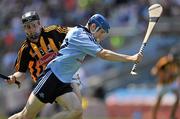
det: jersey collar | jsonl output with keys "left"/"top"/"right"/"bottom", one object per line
{"left": 77, "top": 25, "right": 91, "bottom": 33}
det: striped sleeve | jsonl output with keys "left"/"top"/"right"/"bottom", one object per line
{"left": 15, "top": 44, "right": 31, "bottom": 72}
{"left": 54, "top": 25, "right": 68, "bottom": 45}
{"left": 56, "top": 25, "right": 68, "bottom": 34}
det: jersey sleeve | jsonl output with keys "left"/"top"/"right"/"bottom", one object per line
{"left": 56, "top": 25, "right": 68, "bottom": 43}
{"left": 14, "top": 45, "right": 31, "bottom": 72}
{"left": 56, "top": 25, "right": 69, "bottom": 34}
{"left": 44, "top": 25, "right": 68, "bottom": 44}
{"left": 77, "top": 33, "right": 103, "bottom": 57}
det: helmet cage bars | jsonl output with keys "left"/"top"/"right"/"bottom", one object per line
{"left": 22, "top": 11, "right": 40, "bottom": 41}
{"left": 88, "top": 14, "right": 110, "bottom": 33}
{"left": 22, "top": 11, "right": 40, "bottom": 24}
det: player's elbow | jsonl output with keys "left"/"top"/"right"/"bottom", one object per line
{"left": 97, "top": 49, "right": 111, "bottom": 60}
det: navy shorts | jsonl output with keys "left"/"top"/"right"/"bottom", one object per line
{"left": 33, "top": 69, "right": 73, "bottom": 103}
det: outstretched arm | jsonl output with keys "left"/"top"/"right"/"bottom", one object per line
{"left": 97, "top": 49, "right": 142, "bottom": 63}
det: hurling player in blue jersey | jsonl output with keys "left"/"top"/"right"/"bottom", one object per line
{"left": 9, "top": 14, "right": 142, "bottom": 119}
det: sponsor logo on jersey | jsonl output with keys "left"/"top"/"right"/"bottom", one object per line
{"left": 38, "top": 52, "right": 58, "bottom": 65}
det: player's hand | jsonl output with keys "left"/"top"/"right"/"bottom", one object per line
{"left": 6, "top": 75, "right": 16, "bottom": 85}
{"left": 133, "top": 52, "right": 143, "bottom": 63}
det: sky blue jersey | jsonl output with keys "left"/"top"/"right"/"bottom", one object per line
{"left": 47, "top": 25, "right": 103, "bottom": 83}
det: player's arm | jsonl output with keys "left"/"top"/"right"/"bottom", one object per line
{"left": 7, "top": 72, "right": 26, "bottom": 85}
{"left": 7, "top": 45, "right": 30, "bottom": 85}
{"left": 77, "top": 33, "right": 142, "bottom": 63}
{"left": 97, "top": 49, "right": 142, "bottom": 63}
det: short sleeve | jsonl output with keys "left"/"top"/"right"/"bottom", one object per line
{"left": 15, "top": 46, "right": 31, "bottom": 72}
{"left": 77, "top": 33, "right": 103, "bottom": 57}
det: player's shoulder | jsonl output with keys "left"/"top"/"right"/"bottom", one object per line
{"left": 19, "top": 40, "right": 30, "bottom": 51}
{"left": 70, "top": 26, "right": 98, "bottom": 45}
{"left": 159, "top": 56, "right": 169, "bottom": 63}
{"left": 43, "top": 25, "right": 59, "bottom": 32}
{"left": 156, "top": 56, "right": 171, "bottom": 68}
{"left": 69, "top": 28, "right": 87, "bottom": 40}
{"left": 44, "top": 25, "right": 68, "bottom": 33}
{"left": 76, "top": 25, "right": 89, "bottom": 32}
{"left": 72, "top": 26, "right": 91, "bottom": 37}
{"left": 77, "top": 26, "right": 97, "bottom": 42}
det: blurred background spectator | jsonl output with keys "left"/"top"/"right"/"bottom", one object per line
{"left": 0, "top": 0, "right": 179, "bottom": 119}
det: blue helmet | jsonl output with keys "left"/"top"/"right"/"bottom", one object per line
{"left": 88, "top": 14, "right": 110, "bottom": 33}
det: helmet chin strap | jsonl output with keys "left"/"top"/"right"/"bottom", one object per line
{"left": 90, "top": 27, "right": 100, "bottom": 34}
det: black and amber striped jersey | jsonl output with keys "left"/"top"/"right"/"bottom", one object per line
{"left": 152, "top": 56, "right": 179, "bottom": 85}
{"left": 15, "top": 25, "right": 68, "bottom": 82}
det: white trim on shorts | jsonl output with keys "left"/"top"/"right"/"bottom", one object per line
{"left": 33, "top": 70, "right": 52, "bottom": 95}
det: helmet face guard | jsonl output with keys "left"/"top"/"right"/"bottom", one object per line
{"left": 22, "top": 11, "right": 41, "bottom": 42}
{"left": 23, "top": 20, "right": 41, "bottom": 42}
{"left": 26, "top": 32, "right": 40, "bottom": 41}
{"left": 88, "top": 14, "right": 110, "bottom": 33}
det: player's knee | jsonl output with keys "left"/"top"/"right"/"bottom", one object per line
{"left": 8, "top": 114, "right": 18, "bottom": 119}
{"left": 70, "top": 106, "right": 83, "bottom": 118}
{"left": 8, "top": 112, "right": 24, "bottom": 119}
{"left": 20, "top": 109, "right": 36, "bottom": 119}
{"left": 71, "top": 110, "right": 83, "bottom": 118}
